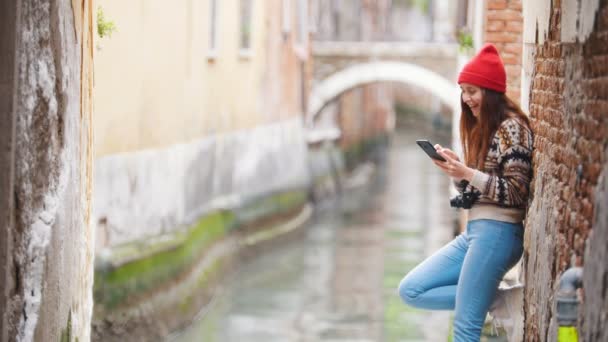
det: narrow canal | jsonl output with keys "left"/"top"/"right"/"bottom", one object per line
{"left": 171, "top": 126, "right": 456, "bottom": 342}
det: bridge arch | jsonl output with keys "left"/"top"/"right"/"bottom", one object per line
{"left": 306, "top": 61, "right": 461, "bottom": 127}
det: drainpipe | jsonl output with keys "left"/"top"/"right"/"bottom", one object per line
{"left": 556, "top": 267, "right": 583, "bottom": 342}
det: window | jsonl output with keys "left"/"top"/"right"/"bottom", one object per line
{"left": 282, "top": 0, "right": 291, "bottom": 36}
{"left": 293, "top": 0, "right": 308, "bottom": 59}
{"left": 240, "top": 0, "right": 253, "bottom": 51}
{"left": 208, "top": 0, "right": 218, "bottom": 56}
{"left": 295, "top": 0, "right": 308, "bottom": 45}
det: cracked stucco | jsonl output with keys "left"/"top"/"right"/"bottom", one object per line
{"left": 4, "top": 0, "right": 95, "bottom": 341}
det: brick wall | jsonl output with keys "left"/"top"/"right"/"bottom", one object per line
{"left": 484, "top": 0, "right": 523, "bottom": 101}
{"left": 523, "top": 2, "right": 608, "bottom": 340}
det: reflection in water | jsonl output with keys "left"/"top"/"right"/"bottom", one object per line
{"left": 171, "top": 128, "right": 456, "bottom": 342}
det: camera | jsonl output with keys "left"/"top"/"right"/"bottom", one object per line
{"left": 450, "top": 191, "right": 479, "bottom": 209}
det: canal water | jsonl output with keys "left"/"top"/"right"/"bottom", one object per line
{"left": 171, "top": 127, "right": 457, "bottom": 342}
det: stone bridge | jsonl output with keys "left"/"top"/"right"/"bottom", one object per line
{"left": 307, "top": 41, "right": 463, "bottom": 151}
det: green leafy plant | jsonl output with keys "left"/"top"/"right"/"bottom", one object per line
{"left": 411, "top": 0, "right": 430, "bottom": 13}
{"left": 457, "top": 27, "right": 474, "bottom": 54}
{"left": 97, "top": 6, "right": 117, "bottom": 38}
{"left": 392, "top": 0, "right": 430, "bottom": 13}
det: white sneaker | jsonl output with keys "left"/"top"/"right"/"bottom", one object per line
{"left": 489, "top": 284, "right": 524, "bottom": 342}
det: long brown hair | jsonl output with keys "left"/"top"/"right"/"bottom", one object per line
{"left": 460, "top": 88, "right": 530, "bottom": 169}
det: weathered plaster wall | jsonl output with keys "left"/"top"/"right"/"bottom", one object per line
{"left": 1, "top": 0, "right": 95, "bottom": 340}
{"left": 94, "top": 118, "right": 310, "bottom": 250}
{"left": 522, "top": 0, "right": 607, "bottom": 340}
{"left": 92, "top": 0, "right": 312, "bottom": 251}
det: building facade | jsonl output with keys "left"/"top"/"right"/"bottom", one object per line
{"left": 93, "top": 0, "right": 312, "bottom": 249}
{"left": 91, "top": 0, "right": 314, "bottom": 339}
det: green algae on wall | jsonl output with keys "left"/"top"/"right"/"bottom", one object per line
{"left": 235, "top": 190, "right": 308, "bottom": 225}
{"left": 94, "top": 211, "right": 234, "bottom": 310}
{"left": 60, "top": 311, "right": 71, "bottom": 342}
{"left": 94, "top": 190, "right": 308, "bottom": 312}
{"left": 60, "top": 311, "right": 79, "bottom": 342}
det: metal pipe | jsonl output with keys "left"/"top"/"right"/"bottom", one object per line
{"left": 556, "top": 267, "right": 584, "bottom": 342}
{"left": 558, "top": 267, "right": 583, "bottom": 294}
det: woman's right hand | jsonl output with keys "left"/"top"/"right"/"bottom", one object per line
{"left": 434, "top": 144, "right": 460, "bottom": 161}
{"left": 431, "top": 144, "right": 473, "bottom": 183}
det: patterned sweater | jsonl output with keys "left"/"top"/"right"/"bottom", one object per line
{"left": 455, "top": 118, "right": 534, "bottom": 223}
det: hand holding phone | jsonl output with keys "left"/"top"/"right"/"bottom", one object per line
{"left": 418, "top": 141, "right": 473, "bottom": 181}
{"left": 416, "top": 139, "right": 447, "bottom": 162}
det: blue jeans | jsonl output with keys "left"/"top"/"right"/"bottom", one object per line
{"left": 397, "top": 219, "right": 523, "bottom": 342}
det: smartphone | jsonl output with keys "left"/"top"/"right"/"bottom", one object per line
{"left": 416, "top": 139, "right": 447, "bottom": 162}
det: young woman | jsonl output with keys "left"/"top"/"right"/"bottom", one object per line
{"left": 397, "top": 43, "right": 533, "bottom": 341}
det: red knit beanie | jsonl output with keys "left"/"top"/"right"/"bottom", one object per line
{"left": 458, "top": 43, "right": 506, "bottom": 93}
